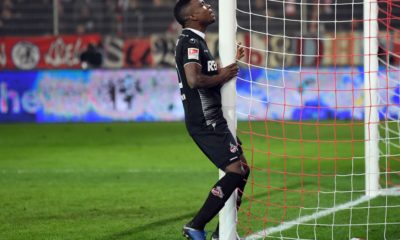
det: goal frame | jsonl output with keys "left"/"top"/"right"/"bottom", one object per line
{"left": 219, "top": 0, "right": 238, "bottom": 239}
{"left": 363, "top": 0, "right": 380, "bottom": 198}
{"left": 218, "top": 0, "right": 382, "bottom": 238}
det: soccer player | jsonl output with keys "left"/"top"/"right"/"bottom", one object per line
{"left": 174, "top": 0, "right": 250, "bottom": 239}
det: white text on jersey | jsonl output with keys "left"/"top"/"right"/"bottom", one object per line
{"left": 208, "top": 60, "right": 217, "bottom": 72}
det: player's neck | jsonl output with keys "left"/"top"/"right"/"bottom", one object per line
{"left": 185, "top": 24, "right": 207, "bottom": 35}
{"left": 185, "top": 28, "right": 206, "bottom": 39}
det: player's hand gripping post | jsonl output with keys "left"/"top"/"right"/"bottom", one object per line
{"left": 217, "top": 42, "right": 244, "bottom": 84}
{"left": 236, "top": 42, "right": 245, "bottom": 61}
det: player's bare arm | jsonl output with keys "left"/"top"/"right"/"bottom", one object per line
{"left": 184, "top": 62, "right": 238, "bottom": 89}
{"left": 184, "top": 42, "right": 244, "bottom": 89}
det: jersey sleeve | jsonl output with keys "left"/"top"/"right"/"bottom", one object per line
{"left": 181, "top": 38, "right": 202, "bottom": 66}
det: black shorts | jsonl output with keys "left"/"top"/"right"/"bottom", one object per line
{"left": 191, "top": 121, "right": 243, "bottom": 170}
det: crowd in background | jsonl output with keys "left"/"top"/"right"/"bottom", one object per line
{"left": 0, "top": 0, "right": 176, "bottom": 36}
{"left": 1, "top": 0, "right": 394, "bottom": 36}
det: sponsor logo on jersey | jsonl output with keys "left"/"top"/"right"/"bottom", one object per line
{"left": 211, "top": 186, "right": 224, "bottom": 199}
{"left": 230, "top": 142, "right": 238, "bottom": 153}
{"left": 208, "top": 60, "right": 217, "bottom": 72}
{"left": 188, "top": 48, "right": 199, "bottom": 60}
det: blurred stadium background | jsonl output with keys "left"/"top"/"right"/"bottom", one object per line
{"left": 1, "top": 0, "right": 400, "bottom": 239}
{"left": 2, "top": 0, "right": 398, "bottom": 123}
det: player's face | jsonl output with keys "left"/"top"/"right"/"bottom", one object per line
{"left": 192, "top": 0, "right": 216, "bottom": 26}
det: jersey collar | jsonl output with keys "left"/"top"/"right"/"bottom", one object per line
{"left": 184, "top": 28, "right": 205, "bottom": 40}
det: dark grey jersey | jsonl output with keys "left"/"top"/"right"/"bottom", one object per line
{"left": 175, "top": 29, "right": 225, "bottom": 134}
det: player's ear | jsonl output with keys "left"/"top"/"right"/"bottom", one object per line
{"left": 189, "top": 6, "right": 201, "bottom": 22}
{"left": 188, "top": 13, "right": 198, "bottom": 22}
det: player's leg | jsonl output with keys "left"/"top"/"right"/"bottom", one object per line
{"left": 184, "top": 123, "right": 246, "bottom": 239}
{"left": 184, "top": 170, "right": 244, "bottom": 239}
{"left": 230, "top": 137, "right": 251, "bottom": 211}
{"left": 234, "top": 155, "right": 250, "bottom": 209}
{"left": 211, "top": 155, "right": 250, "bottom": 240}
{"left": 188, "top": 160, "right": 245, "bottom": 230}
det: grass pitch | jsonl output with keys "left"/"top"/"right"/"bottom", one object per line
{"left": 0, "top": 122, "right": 399, "bottom": 240}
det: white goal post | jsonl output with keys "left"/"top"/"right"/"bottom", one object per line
{"left": 219, "top": 0, "right": 239, "bottom": 239}
{"left": 363, "top": 0, "right": 380, "bottom": 198}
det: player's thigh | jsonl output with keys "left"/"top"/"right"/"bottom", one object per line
{"left": 191, "top": 126, "right": 241, "bottom": 170}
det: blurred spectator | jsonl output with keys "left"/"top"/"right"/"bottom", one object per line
{"left": 285, "top": 0, "right": 296, "bottom": 18}
{"left": 129, "top": 0, "right": 140, "bottom": 9}
{"left": 74, "top": 0, "right": 95, "bottom": 34}
{"left": 104, "top": 0, "right": 122, "bottom": 35}
{"left": 153, "top": 0, "right": 174, "bottom": 8}
{"left": 153, "top": 0, "right": 163, "bottom": 8}
{"left": 253, "top": 0, "right": 266, "bottom": 14}
{"left": 116, "top": 0, "right": 130, "bottom": 35}
{"left": 80, "top": 42, "right": 103, "bottom": 69}
{"left": 0, "top": 0, "right": 14, "bottom": 32}
{"left": 310, "top": 0, "right": 333, "bottom": 33}
{"left": 395, "top": 31, "right": 400, "bottom": 65}
{"left": 323, "top": 0, "right": 333, "bottom": 14}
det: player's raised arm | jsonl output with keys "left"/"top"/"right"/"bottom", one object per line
{"left": 184, "top": 62, "right": 239, "bottom": 89}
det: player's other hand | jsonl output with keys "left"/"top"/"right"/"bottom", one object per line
{"left": 220, "top": 62, "right": 239, "bottom": 82}
{"left": 236, "top": 42, "right": 245, "bottom": 60}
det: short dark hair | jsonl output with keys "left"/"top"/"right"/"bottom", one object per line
{"left": 174, "top": 0, "right": 192, "bottom": 27}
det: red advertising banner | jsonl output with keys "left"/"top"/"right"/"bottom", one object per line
{"left": 0, "top": 32, "right": 398, "bottom": 70}
{"left": 394, "top": 31, "right": 400, "bottom": 65}
{"left": 124, "top": 38, "right": 153, "bottom": 68}
{"left": 0, "top": 35, "right": 101, "bottom": 70}
{"left": 100, "top": 36, "right": 153, "bottom": 69}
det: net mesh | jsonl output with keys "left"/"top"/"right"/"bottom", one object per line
{"left": 235, "top": 0, "right": 400, "bottom": 239}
